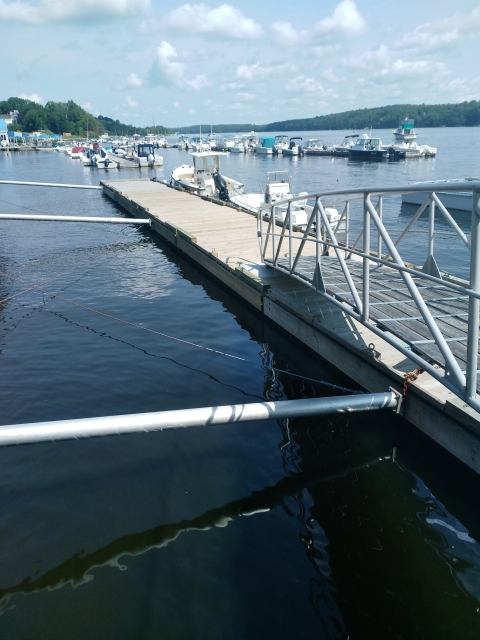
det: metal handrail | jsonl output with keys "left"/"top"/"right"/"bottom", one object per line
{"left": 257, "top": 181, "right": 480, "bottom": 412}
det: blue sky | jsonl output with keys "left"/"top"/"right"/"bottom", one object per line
{"left": 1, "top": 0, "right": 479, "bottom": 127}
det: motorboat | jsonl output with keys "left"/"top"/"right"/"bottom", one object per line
{"left": 69, "top": 145, "right": 85, "bottom": 159}
{"left": 132, "top": 143, "right": 163, "bottom": 167}
{"left": 303, "top": 139, "right": 334, "bottom": 156}
{"left": 401, "top": 179, "right": 476, "bottom": 211}
{"left": 254, "top": 136, "right": 277, "bottom": 155}
{"left": 282, "top": 137, "right": 304, "bottom": 157}
{"left": 274, "top": 135, "right": 289, "bottom": 153}
{"left": 383, "top": 141, "right": 436, "bottom": 159}
{"left": 229, "top": 136, "right": 246, "bottom": 153}
{"left": 189, "top": 136, "right": 210, "bottom": 152}
{"left": 334, "top": 133, "right": 361, "bottom": 156}
{"left": 348, "top": 136, "right": 389, "bottom": 160}
{"left": 230, "top": 170, "right": 341, "bottom": 231}
{"left": 393, "top": 118, "right": 417, "bottom": 142}
{"left": 94, "top": 148, "right": 118, "bottom": 169}
{"left": 170, "top": 152, "right": 244, "bottom": 201}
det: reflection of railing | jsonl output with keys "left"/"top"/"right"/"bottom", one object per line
{"left": 257, "top": 180, "right": 480, "bottom": 412}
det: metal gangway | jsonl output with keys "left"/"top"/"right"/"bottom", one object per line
{"left": 257, "top": 179, "right": 480, "bottom": 413}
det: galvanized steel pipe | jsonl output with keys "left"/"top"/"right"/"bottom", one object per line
{"left": 0, "top": 213, "right": 150, "bottom": 225}
{"left": 0, "top": 393, "right": 398, "bottom": 446}
{"left": 0, "top": 180, "right": 102, "bottom": 190}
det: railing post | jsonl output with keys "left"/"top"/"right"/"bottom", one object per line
{"left": 345, "top": 201, "right": 350, "bottom": 259}
{"left": 288, "top": 202, "right": 293, "bottom": 271}
{"left": 377, "top": 196, "right": 382, "bottom": 260}
{"left": 362, "top": 193, "right": 370, "bottom": 322}
{"left": 316, "top": 197, "right": 321, "bottom": 267}
{"left": 428, "top": 197, "right": 435, "bottom": 260}
{"left": 271, "top": 205, "right": 276, "bottom": 265}
{"left": 466, "top": 189, "right": 480, "bottom": 398}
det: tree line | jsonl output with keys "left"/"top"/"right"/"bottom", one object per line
{"left": 0, "top": 97, "right": 172, "bottom": 136}
{"left": 177, "top": 101, "right": 480, "bottom": 133}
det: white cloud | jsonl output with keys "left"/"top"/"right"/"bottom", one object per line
{"left": 147, "top": 41, "right": 209, "bottom": 91}
{"left": 165, "top": 3, "right": 262, "bottom": 39}
{"left": 19, "top": 92, "right": 42, "bottom": 103}
{"left": 236, "top": 63, "right": 274, "bottom": 80}
{"left": 116, "top": 73, "right": 144, "bottom": 91}
{"left": 126, "top": 96, "right": 138, "bottom": 108}
{"left": 345, "top": 44, "right": 447, "bottom": 81}
{"left": 0, "top": 0, "right": 150, "bottom": 24}
{"left": 173, "top": 101, "right": 180, "bottom": 108}
{"left": 235, "top": 92, "right": 255, "bottom": 101}
{"left": 82, "top": 102, "right": 92, "bottom": 110}
{"left": 188, "top": 109, "right": 196, "bottom": 115}
{"left": 272, "top": 1, "right": 365, "bottom": 45}
{"left": 284, "top": 76, "right": 336, "bottom": 98}
{"left": 392, "top": 7, "right": 480, "bottom": 53}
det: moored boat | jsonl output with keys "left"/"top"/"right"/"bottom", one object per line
{"left": 254, "top": 136, "right": 277, "bottom": 155}
{"left": 303, "top": 139, "right": 334, "bottom": 156}
{"left": 171, "top": 152, "right": 244, "bottom": 200}
{"left": 393, "top": 118, "right": 417, "bottom": 142}
{"left": 132, "top": 143, "right": 163, "bottom": 167}
{"left": 282, "top": 137, "right": 304, "bottom": 157}
{"left": 348, "top": 136, "right": 388, "bottom": 160}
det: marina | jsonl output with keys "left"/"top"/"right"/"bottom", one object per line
{"left": 2, "top": 128, "right": 480, "bottom": 638}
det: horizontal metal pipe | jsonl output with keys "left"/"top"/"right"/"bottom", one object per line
{"left": 0, "top": 393, "right": 398, "bottom": 446}
{"left": 0, "top": 180, "right": 102, "bottom": 190}
{"left": 0, "top": 214, "right": 150, "bottom": 225}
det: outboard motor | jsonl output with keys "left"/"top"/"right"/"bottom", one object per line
{"left": 298, "top": 144, "right": 305, "bottom": 157}
{"left": 213, "top": 170, "right": 230, "bottom": 202}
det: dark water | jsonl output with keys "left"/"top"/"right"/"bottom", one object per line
{"left": 1, "top": 135, "right": 480, "bottom": 639}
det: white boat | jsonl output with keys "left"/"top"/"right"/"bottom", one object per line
{"left": 282, "top": 137, "right": 304, "bottom": 157}
{"left": 229, "top": 136, "right": 246, "bottom": 153}
{"left": 383, "top": 141, "right": 436, "bottom": 159}
{"left": 401, "top": 180, "right": 475, "bottom": 211}
{"left": 303, "top": 139, "right": 334, "bottom": 156}
{"left": 230, "top": 170, "right": 341, "bottom": 231}
{"left": 334, "top": 133, "right": 364, "bottom": 156}
{"left": 254, "top": 136, "right": 277, "bottom": 155}
{"left": 171, "top": 152, "right": 244, "bottom": 201}
{"left": 189, "top": 136, "right": 210, "bottom": 152}
{"left": 393, "top": 118, "right": 417, "bottom": 142}
{"left": 94, "top": 148, "right": 118, "bottom": 169}
{"left": 132, "top": 143, "right": 163, "bottom": 167}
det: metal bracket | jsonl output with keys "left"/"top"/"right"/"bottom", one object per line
{"left": 312, "top": 262, "right": 326, "bottom": 293}
{"left": 389, "top": 387, "right": 403, "bottom": 414}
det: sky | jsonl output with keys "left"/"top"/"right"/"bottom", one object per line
{"left": 1, "top": 0, "right": 479, "bottom": 127}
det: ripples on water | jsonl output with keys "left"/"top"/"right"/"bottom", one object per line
{"left": 1, "top": 132, "right": 480, "bottom": 639}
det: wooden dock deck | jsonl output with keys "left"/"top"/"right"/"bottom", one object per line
{"left": 101, "top": 178, "right": 480, "bottom": 473}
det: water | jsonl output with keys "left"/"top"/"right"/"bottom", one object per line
{"left": 1, "top": 131, "right": 480, "bottom": 639}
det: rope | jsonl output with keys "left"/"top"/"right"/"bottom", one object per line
{"left": 7, "top": 280, "right": 362, "bottom": 395}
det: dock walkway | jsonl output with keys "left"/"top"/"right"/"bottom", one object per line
{"left": 101, "top": 178, "right": 480, "bottom": 473}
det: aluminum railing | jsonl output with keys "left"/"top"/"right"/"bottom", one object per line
{"left": 257, "top": 180, "right": 480, "bottom": 413}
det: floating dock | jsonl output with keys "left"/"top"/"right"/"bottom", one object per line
{"left": 101, "top": 178, "right": 480, "bottom": 473}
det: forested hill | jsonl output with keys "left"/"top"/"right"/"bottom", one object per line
{"left": 0, "top": 97, "right": 172, "bottom": 136}
{"left": 97, "top": 115, "right": 171, "bottom": 136}
{"left": 262, "top": 101, "right": 480, "bottom": 132}
{"left": 0, "top": 97, "right": 105, "bottom": 136}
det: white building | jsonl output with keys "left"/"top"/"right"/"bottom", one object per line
{"left": 0, "top": 119, "right": 9, "bottom": 149}
{"left": 0, "top": 111, "right": 19, "bottom": 126}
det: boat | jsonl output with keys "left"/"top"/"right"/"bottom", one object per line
{"left": 68, "top": 145, "right": 85, "bottom": 159}
{"left": 383, "top": 141, "right": 437, "bottom": 159}
{"left": 401, "top": 180, "right": 475, "bottom": 211}
{"left": 274, "top": 135, "right": 289, "bottom": 154}
{"left": 132, "top": 143, "right": 163, "bottom": 167}
{"left": 94, "top": 148, "right": 118, "bottom": 169}
{"left": 393, "top": 118, "right": 417, "bottom": 142}
{"left": 189, "top": 136, "right": 210, "bottom": 152}
{"left": 282, "top": 137, "right": 304, "bottom": 157}
{"left": 170, "top": 152, "right": 245, "bottom": 200}
{"left": 229, "top": 136, "right": 246, "bottom": 153}
{"left": 348, "top": 136, "right": 389, "bottom": 160}
{"left": 334, "top": 133, "right": 361, "bottom": 156}
{"left": 230, "top": 170, "right": 341, "bottom": 232}
{"left": 253, "top": 136, "right": 277, "bottom": 155}
{"left": 303, "top": 139, "right": 334, "bottom": 156}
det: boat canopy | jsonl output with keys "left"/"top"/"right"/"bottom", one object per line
{"left": 260, "top": 137, "right": 276, "bottom": 148}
